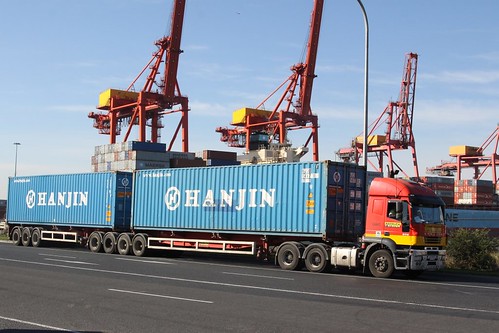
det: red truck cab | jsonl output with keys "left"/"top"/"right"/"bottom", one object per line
{"left": 362, "top": 178, "right": 446, "bottom": 277}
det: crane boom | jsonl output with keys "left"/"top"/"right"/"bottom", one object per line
{"left": 216, "top": 0, "right": 323, "bottom": 161}
{"left": 164, "top": 0, "right": 185, "bottom": 101}
{"left": 337, "top": 53, "right": 419, "bottom": 178}
{"left": 88, "top": 0, "right": 189, "bottom": 151}
{"left": 427, "top": 125, "right": 499, "bottom": 186}
{"left": 299, "top": 0, "right": 323, "bottom": 117}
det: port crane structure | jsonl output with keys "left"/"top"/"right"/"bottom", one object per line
{"left": 88, "top": 0, "right": 189, "bottom": 152}
{"left": 337, "top": 53, "right": 419, "bottom": 178}
{"left": 216, "top": 0, "right": 323, "bottom": 161}
{"left": 428, "top": 125, "right": 499, "bottom": 187}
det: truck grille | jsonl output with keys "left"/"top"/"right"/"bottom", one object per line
{"left": 425, "top": 237, "right": 442, "bottom": 244}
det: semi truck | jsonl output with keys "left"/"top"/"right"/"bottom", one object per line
{"left": 6, "top": 161, "right": 446, "bottom": 278}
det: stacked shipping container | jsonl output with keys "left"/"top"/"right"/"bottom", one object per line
{"left": 454, "top": 179, "right": 494, "bottom": 206}
{"left": 416, "top": 176, "right": 455, "bottom": 206}
{"left": 413, "top": 176, "right": 498, "bottom": 207}
{"left": 195, "top": 150, "right": 240, "bottom": 166}
{"left": 91, "top": 141, "right": 194, "bottom": 172}
{"left": 91, "top": 143, "right": 244, "bottom": 171}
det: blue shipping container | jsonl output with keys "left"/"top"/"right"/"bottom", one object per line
{"left": 7, "top": 172, "right": 133, "bottom": 230}
{"left": 132, "top": 161, "right": 366, "bottom": 240}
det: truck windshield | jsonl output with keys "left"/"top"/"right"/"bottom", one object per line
{"left": 412, "top": 205, "right": 444, "bottom": 224}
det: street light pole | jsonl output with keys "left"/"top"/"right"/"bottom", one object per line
{"left": 355, "top": 0, "right": 370, "bottom": 221}
{"left": 13, "top": 142, "right": 21, "bottom": 177}
{"left": 356, "top": 0, "right": 369, "bottom": 168}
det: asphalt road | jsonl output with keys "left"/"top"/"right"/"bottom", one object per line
{"left": 0, "top": 242, "right": 498, "bottom": 333}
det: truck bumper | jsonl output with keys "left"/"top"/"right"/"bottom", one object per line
{"left": 408, "top": 249, "right": 446, "bottom": 271}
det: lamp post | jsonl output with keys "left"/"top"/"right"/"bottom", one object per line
{"left": 13, "top": 142, "right": 21, "bottom": 177}
{"left": 356, "top": 0, "right": 369, "bottom": 168}
{"left": 355, "top": 0, "right": 370, "bottom": 219}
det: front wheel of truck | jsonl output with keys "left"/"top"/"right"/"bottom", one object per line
{"left": 368, "top": 249, "right": 394, "bottom": 278}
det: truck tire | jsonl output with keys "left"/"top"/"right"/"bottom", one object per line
{"left": 88, "top": 231, "right": 104, "bottom": 253}
{"left": 368, "top": 249, "right": 394, "bottom": 278}
{"left": 132, "top": 234, "right": 147, "bottom": 257}
{"left": 304, "top": 244, "right": 330, "bottom": 273}
{"left": 21, "top": 227, "right": 32, "bottom": 247}
{"left": 31, "top": 228, "right": 42, "bottom": 247}
{"left": 103, "top": 232, "right": 118, "bottom": 254}
{"left": 117, "top": 233, "right": 132, "bottom": 255}
{"left": 277, "top": 243, "right": 302, "bottom": 271}
{"left": 11, "top": 227, "right": 22, "bottom": 246}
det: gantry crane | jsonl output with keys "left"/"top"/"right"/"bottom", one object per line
{"left": 337, "top": 53, "right": 419, "bottom": 178}
{"left": 88, "top": 0, "right": 189, "bottom": 152}
{"left": 216, "top": 0, "right": 323, "bottom": 161}
{"left": 427, "top": 125, "right": 499, "bottom": 187}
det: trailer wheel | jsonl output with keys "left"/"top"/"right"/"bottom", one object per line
{"left": 368, "top": 249, "right": 394, "bottom": 278}
{"left": 132, "top": 234, "right": 147, "bottom": 257}
{"left": 103, "top": 232, "right": 118, "bottom": 254}
{"left": 277, "top": 243, "right": 302, "bottom": 270}
{"left": 117, "top": 233, "right": 132, "bottom": 255}
{"left": 11, "top": 227, "right": 22, "bottom": 246}
{"left": 21, "top": 227, "right": 32, "bottom": 247}
{"left": 88, "top": 231, "right": 104, "bottom": 253}
{"left": 304, "top": 245, "right": 330, "bottom": 273}
{"left": 31, "top": 228, "right": 42, "bottom": 247}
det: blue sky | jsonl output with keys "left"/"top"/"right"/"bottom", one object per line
{"left": 1, "top": 0, "right": 498, "bottom": 198}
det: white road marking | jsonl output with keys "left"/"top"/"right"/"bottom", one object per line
{"left": 223, "top": 272, "right": 294, "bottom": 280}
{"left": 109, "top": 288, "right": 213, "bottom": 304}
{"left": 171, "top": 257, "right": 284, "bottom": 272}
{"left": 38, "top": 253, "right": 77, "bottom": 259}
{"left": 2, "top": 257, "right": 498, "bottom": 315}
{"left": 388, "top": 277, "right": 499, "bottom": 291}
{"left": 115, "top": 257, "right": 176, "bottom": 265}
{"left": 0, "top": 314, "right": 76, "bottom": 332}
{"left": 44, "top": 258, "right": 98, "bottom": 266}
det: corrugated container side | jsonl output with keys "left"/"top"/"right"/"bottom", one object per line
{"left": 367, "top": 171, "right": 383, "bottom": 187}
{"left": 7, "top": 172, "right": 132, "bottom": 230}
{"left": 195, "top": 150, "right": 237, "bottom": 161}
{"left": 170, "top": 158, "right": 206, "bottom": 168}
{"left": 446, "top": 208, "right": 499, "bottom": 230}
{"left": 133, "top": 162, "right": 328, "bottom": 237}
{"left": 205, "top": 159, "right": 241, "bottom": 166}
{"left": 123, "top": 141, "right": 167, "bottom": 152}
{"left": 326, "top": 163, "right": 366, "bottom": 240}
{"left": 132, "top": 161, "right": 365, "bottom": 240}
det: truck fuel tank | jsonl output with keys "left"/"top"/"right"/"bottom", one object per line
{"left": 331, "top": 247, "right": 359, "bottom": 268}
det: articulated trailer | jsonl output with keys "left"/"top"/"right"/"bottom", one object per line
{"left": 7, "top": 161, "right": 446, "bottom": 278}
